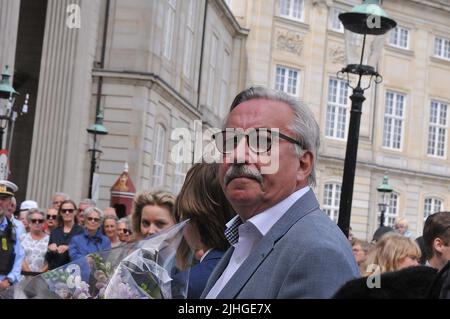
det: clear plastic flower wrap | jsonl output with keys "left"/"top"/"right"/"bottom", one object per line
{"left": 0, "top": 220, "right": 193, "bottom": 299}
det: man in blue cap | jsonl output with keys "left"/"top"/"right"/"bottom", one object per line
{"left": 0, "top": 180, "right": 25, "bottom": 290}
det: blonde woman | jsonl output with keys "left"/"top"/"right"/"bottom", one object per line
{"left": 363, "top": 233, "right": 421, "bottom": 275}
{"left": 131, "top": 190, "right": 176, "bottom": 241}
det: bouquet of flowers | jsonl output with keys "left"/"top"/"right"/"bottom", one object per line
{"left": 1, "top": 220, "right": 193, "bottom": 299}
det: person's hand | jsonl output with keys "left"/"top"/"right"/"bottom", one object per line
{"left": 57, "top": 245, "right": 69, "bottom": 254}
{"left": 48, "top": 243, "right": 57, "bottom": 252}
{"left": 0, "top": 279, "right": 11, "bottom": 290}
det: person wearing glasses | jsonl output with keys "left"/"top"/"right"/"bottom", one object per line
{"left": 131, "top": 190, "right": 176, "bottom": 241}
{"left": 69, "top": 207, "right": 111, "bottom": 261}
{"left": 117, "top": 217, "right": 132, "bottom": 243}
{"left": 44, "top": 207, "right": 59, "bottom": 235}
{"left": 202, "top": 87, "right": 359, "bottom": 299}
{"left": 21, "top": 208, "right": 49, "bottom": 277}
{"left": 50, "top": 192, "right": 70, "bottom": 210}
{"left": 46, "top": 200, "right": 83, "bottom": 270}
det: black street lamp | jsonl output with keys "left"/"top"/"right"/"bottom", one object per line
{"left": 0, "top": 65, "right": 29, "bottom": 180}
{"left": 336, "top": 0, "right": 396, "bottom": 237}
{"left": 377, "top": 175, "right": 393, "bottom": 228}
{"left": 0, "top": 65, "right": 29, "bottom": 149}
{"left": 87, "top": 111, "right": 108, "bottom": 198}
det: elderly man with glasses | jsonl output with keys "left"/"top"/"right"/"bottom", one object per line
{"left": 202, "top": 87, "right": 359, "bottom": 299}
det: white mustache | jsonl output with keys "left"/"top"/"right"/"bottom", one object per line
{"left": 224, "top": 165, "right": 263, "bottom": 185}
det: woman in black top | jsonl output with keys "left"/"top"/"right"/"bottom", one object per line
{"left": 46, "top": 200, "right": 83, "bottom": 270}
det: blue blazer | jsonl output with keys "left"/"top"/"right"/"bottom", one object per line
{"left": 173, "top": 249, "right": 225, "bottom": 299}
{"left": 201, "top": 189, "right": 360, "bottom": 299}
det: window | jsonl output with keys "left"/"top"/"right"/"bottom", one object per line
{"left": 207, "top": 34, "right": 219, "bottom": 106}
{"left": 424, "top": 197, "right": 442, "bottom": 221}
{"left": 163, "top": 0, "right": 176, "bottom": 59}
{"left": 378, "top": 192, "right": 398, "bottom": 228}
{"left": 325, "top": 78, "right": 348, "bottom": 139}
{"left": 280, "top": 0, "right": 304, "bottom": 21}
{"left": 434, "top": 36, "right": 450, "bottom": 60}
{"left": 427, "top": 100, "right": 448, "bottom": 157}
{"left": 328, "top": 7, "right": 343, "bottom": 32}
{"left": 389, "top": 26, "right": 410, "bottom": 49}
{"left": 323, "top": 183, "right": 341, "bottom": 222}
{"left": 152, "top": 124, "right": 166, "bottom": 187}
{"left": 183, "top": 0, "right": 195, "bottom": 78}
{"left": 173, "top": 146, "right": 186, "bottom": 194}
{"left": 219, "top": 50, "right": 231, "bottom": 117}
{"left": 383, "top": 91, "right": 405, "bottom": 149}
{"left": 275, "top": 65, "right": 299, "bottom": 96}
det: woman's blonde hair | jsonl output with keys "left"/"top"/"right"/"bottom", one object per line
{"left": 131, "top": 190, "right": 176, "bottom": 240}
{"left": 363, "top": 233, "right": 421, "bottom": 275}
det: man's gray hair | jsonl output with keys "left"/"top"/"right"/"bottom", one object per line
{"left": 79, "top": 198, "right": 96, "bottom": 207}
{"left": 225, "top": 86, "right": 320, "bottom": 186}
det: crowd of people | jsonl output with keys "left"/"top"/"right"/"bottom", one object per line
{"left": 1, "top": 86, "right": 449, "bottom": 299}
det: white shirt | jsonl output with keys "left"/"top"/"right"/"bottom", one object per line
{"left": 206, "top": 186, "right": 310, "bottom": 298}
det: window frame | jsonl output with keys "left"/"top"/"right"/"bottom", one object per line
{"left": 423, "top": 197, "right": 443, "bottom": 222}
{"left": 279, "top": 0, "right": 305, "bottom": 22}
{"left": 152, "top": 124, "right": 167, "bottom": 187}
{"left": 382, "top": 91, "right": 406, "bottom": 150}
{"left": 323, "top": 182, "right": 341, "bottom": 222}
{"left": 325, "top": 77, "right": 349, "bottom": 140}
{"left": 434, "top": 36, "right": 450, "bottom": 61}
{"left": 274, "top": 65, "right": 300, "bottom": 97}
{"left": 388, "top": 26, "right": 410, "bottom": 50}
{"left": 427, "top": 100, "right": 448, "bottom": 158}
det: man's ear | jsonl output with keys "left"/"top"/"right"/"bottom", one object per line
{"left": 433, "top": 237, "right": 445, "bottom": 253}
{"left": 297, "top": 151, "right": 313, "bottom": 183}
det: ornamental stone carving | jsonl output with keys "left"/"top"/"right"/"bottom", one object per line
{"left": 276, "top": 30, "right": 304, "bottom": 56}
{"left": 329, "top": 45, "right": 346, "bottom": 64}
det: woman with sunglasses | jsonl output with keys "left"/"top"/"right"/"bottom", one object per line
{"left": 44, "top": 207, "right": 59, "bottom": 235}
{"left": 46, "top": 200, "right": 83, "bottom": 270}
{"left": 21, "top": 208, "right": 49, "bottom": 277}
{"left": 69, "top": 207, "right": 111, "bottom": 261}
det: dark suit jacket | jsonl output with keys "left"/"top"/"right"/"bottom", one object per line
{"left": 201, "top": 189, "right": 360, "bottom": 299}
{"left": 173, "top": 249, "right": 225, "bottom": 299}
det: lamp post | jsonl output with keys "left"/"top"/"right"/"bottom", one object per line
{"left": 0, "top": 65, "right": 29, "bottom": 180}
{"left": 87, "top": 111, "right": 108, "bottom": 198}
{"left": 377, "top": 175, "right": 393, "bottom": 228}
{"left": 336, "top": 0, "right": 396, "bottom": 237}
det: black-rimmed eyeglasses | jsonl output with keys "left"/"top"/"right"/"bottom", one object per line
{"left": 212, "top": 128, "right": 302, "bottom": 154}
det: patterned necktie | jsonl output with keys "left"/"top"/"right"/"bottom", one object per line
{"left": 224, "top": 217, "right": 243, "bottom": 245}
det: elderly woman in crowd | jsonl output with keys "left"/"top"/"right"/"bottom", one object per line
{"left": 102, "top": 215, "right": 121, "bottom": 248}
{"left": 46, "top": 200, "right": 83, "bottom": 270}
{"left": 131, "top": 190, "right": 177, "bottom": 241}
{"left": 117, "top": 217, "right": 133, "bottom": 243}
{"left": 394, "top": 217, "right": 413, "bottom": 238}
{"left": 21, "top": 208, "right": 49, "bottom": 276}
{"left": 69, "top": 207, "right": 111, "bottom": 261}
{"left": 44, "top": 207, "right": 59, "bottom": 235}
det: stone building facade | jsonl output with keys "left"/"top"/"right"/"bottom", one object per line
{"left": 227, "top": 0, "right": 450, "bottom": 239}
